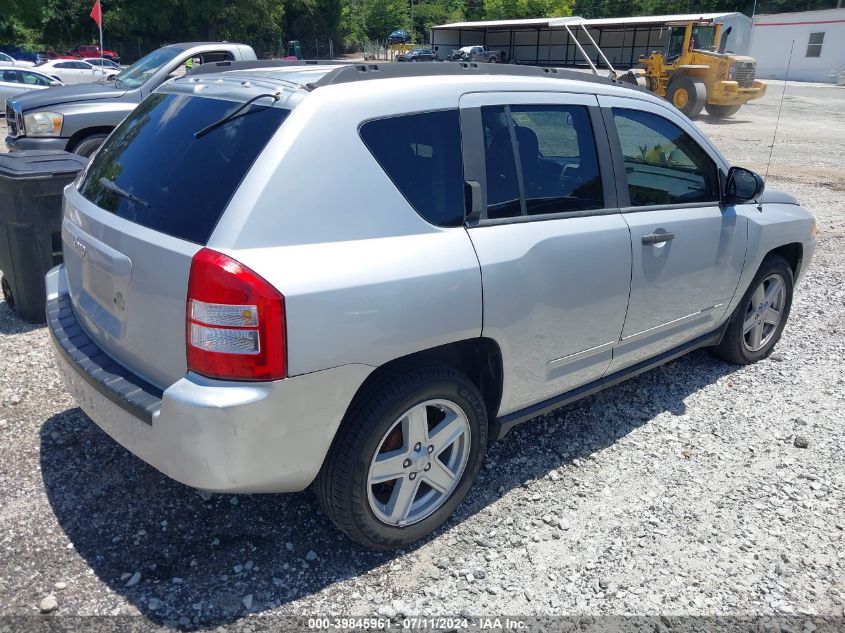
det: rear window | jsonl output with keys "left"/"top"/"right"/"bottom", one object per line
{"left": 79, "top": 93, "right": 289, "bottom": 244}
{"left": 359, "top": 110, "right": 465, "bottom": 227}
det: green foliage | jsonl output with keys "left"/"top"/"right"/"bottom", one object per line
{"left": 2, "top": 0, "right": 840, "bottom": 59}
{"left": 362, "top": 0, "right": 409, "bottom": 40}
{"left": 485, "top": 0, "right": 574, "bottom": 20}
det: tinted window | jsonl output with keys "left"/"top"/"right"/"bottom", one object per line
{"left": 55, "top": 62, "right": 75, "bottom": 69}
{"left": 79, "top": 93, "right": 289, "bottom": 244}
{"left": 612, "top": 108, "right": 718, "bottom": 207}
{"left": 481, "top": 106, "right": 521, "bottom": 218}
{"left": 482, "top": 104, "right": 603, "bottom": 219}
{"left": 510, "top": 105, "right": 603, "bottom": 215}
{"left": 360, "top": 110, "right": 465, "bottom": 227}
{"left": 1, "top": 70, "right": 20, "bottom": 83}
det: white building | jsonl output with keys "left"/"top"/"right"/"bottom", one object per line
{"left": 430, "top": 13, "right": 752, "bottom": 70}
{"left": 750, "top": 9, "right": 845, "bottom": 83}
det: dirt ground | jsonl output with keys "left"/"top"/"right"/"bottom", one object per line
{"left": 0, "top": 80, "right": 843, "bottom": 632}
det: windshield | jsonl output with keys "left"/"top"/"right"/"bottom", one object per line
{"left": 113, "top": 47, "right": 181, "bottom": 89}
{"left": 691, "top": 26, "right": 716, "bottom": 51}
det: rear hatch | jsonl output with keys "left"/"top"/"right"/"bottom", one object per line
{"left": 62, "top": 85, "right": 291, "bottom": 389}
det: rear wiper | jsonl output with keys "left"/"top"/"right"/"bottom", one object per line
{"left": 99, "top": 177, "right": 151, "bottom": 208}
{"left": 194, "top": 92, "right": 280, "bottom": 139}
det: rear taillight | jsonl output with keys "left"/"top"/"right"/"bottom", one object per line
{"left": 186, "top": 248, "right": 286, "bottom": 381}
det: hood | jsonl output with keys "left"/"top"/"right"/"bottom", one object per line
{"left": 9, "top": 81, "right": 127, "bottom": 112}
{"left": 760, "top": 187, "right": 798, "bottom": 206}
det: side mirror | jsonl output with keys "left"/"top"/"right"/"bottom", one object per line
{"left": 49, "top": 80, "right": 62, "bottom": 87}
{"left": 724, "top": 166, "right": 764, "bottom": 204}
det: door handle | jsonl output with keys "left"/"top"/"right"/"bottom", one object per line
{"left": 642, "top": 232, "right": 675, "bottom": 245}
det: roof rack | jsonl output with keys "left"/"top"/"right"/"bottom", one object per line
{"left": 306, "top": 62, "right": 623, "bottom": 89}
{"left": 186, "top": 60, "right": 647, "bottom": 94}
{"left": 186, "top": 59, "right": 355, "bottom": 78}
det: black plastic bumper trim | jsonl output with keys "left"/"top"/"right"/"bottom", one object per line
{"left": 47, "top": 294, "right": 162, "bottom": 425}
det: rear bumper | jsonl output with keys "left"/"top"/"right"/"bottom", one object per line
{"left": 5, "top": 135, "right": 70, "bottom": 152}
{"left": 46, "top": 265, "right": 373, "bottom": 493}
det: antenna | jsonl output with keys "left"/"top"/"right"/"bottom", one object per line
{"left": 765, "top": 40, "right": 795, "bottom": 181}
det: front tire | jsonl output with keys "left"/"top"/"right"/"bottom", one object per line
{"left": 315, "top": 363, "right": 488, "bottom": 550}
{"left": 667, "top": 76, "right": 706, "bottom": 118}
{"left": 705, "top": 103, "right": 742, "bottom": 118}
{"left": 71, "top": 133, "right": 109, "bottom": 158}
{"left": 713, "top": 255, "right": 794, "bottom": 365}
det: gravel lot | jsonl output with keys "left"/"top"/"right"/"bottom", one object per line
{"left": 1, "top": 82, "right": 843, "bottom": 631}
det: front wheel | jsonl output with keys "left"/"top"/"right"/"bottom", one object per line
{"left": 713, "top": 255, "right": 794, "bottom": 365}
{"left": 71, "top": 133, "right": 110, "bottom": 158}
{"left": 667, "top": 76, "right": 706, "bottom": 118}
{"left": 314, "top": 364, "right": 488, "bottom": 550}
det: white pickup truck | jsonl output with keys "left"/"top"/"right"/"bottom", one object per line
{"left": 449, "top": 46, "right": 506, "bottom": 63}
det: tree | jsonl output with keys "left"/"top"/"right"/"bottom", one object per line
{"left": 362, "top": 0, "right": 408, "bottom": 40}
{"left": 484, "top": 0, "right": 574, "bottom": 20}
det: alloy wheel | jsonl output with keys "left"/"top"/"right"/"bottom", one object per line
{"left": 367, "top": 399, "right": 471, "bottom": 527}
{"left": 742, "top": 273, "right": 786, "bottom": 352}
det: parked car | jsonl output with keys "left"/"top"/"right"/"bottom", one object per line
{"left": 70, "top": 44, "right": 120, "bottom": 63}
{"left": 34, "top": 59, "right": 115, "bottom": 84}
{"left": 387, "top": 29, "right": 411, "bottom": 45}
{"left": 0, "top": 52, "right": 35, "bottom": 67}
{"left": 0, "top": 67, "right": 61, "bottom": 107}
{"left": 36, "top": 50, "right": 77, "bottom": 61}
{"left": 85, "top": 57, "right": 123, "bottom": 70}
{"left": 5, "top": 42, "right": 257, "bottom": 157}
{"left": 449, "top": 45, "right": 506, "bottom": 63}
{"left": 46, "top": 62, "right": 815, "bottom": 550}
{"left": 0, "top": 45, "right": 40, "bottom": 64}
{"left": 397, "top": 48, "right": 436, "bottom": 62}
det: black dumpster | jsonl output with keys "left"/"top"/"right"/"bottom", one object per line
{"left": 0, "top": 151, "right": 88, "bottom": 323}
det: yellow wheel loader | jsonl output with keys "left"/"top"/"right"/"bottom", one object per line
{"left": 620, "top": 21, "right": 767, "bottom": 119}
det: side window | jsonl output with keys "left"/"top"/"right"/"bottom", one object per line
{"left": 2, "top": 70, "right": 21, "bottom": 84}
{"left": 360, "top": 110, "right": 465, "bottom": 227}
{"left": 55, "top": 62, "right": 74, "bottom": 69}
{"left": 481, "top": 106, "right": 522, "bottom": 218}
{"left": 22, "top": 71, "right": 49, "bottom": 86}
{"left": 612, "top": 108, "right": 719, "bottom": 207}
{"left": 806, "top": 32, "right": 824, "bottom": 58}
{"left": 481, "top": 104, "right": 603, "bottom": 219}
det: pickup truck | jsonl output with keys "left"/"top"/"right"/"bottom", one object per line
{"left": 69, "top": 45, "right": 121, "bottom": 64}
{"left": 449, "top": 45, "right": 506, "bottom": 63}
{"left": 5, "top": 42, "right": 257, "bottom": 157}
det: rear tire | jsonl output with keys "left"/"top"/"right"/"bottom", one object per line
{"left": 71, "top": 133, "right": 109, "bottom": 158}
{"left": 667, "top": 76, "right": 706, "bottom": 118}
{"left": 314, "top": 363, "right": 488, "bottom": 550}
{"left": 712, "top": 255, "right": 794, "bottom": 365}
{"left": 705, "top": 103, "right": 742, "bottom": 118}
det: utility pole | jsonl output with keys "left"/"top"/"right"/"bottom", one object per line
{"left": 410, "top": 0, "right": 414, "bottom": 44}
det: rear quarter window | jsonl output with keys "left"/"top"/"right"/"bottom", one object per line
{"left": 359, "top": 110, "right": 465, "bottom": 228}
{"left": 79, "top": 92, "right": 289, "bottom": 244}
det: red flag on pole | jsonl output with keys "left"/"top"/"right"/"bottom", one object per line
{"left": 90, "top": 0, "right": 102, "bottom": 28}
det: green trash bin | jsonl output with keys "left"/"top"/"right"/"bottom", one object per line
{"left": 0, "top": 150, "right": 88, "bottom": 323}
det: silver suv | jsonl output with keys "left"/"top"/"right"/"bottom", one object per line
{"left": 47, "top": 62, "right": 816, "bottom": 550}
